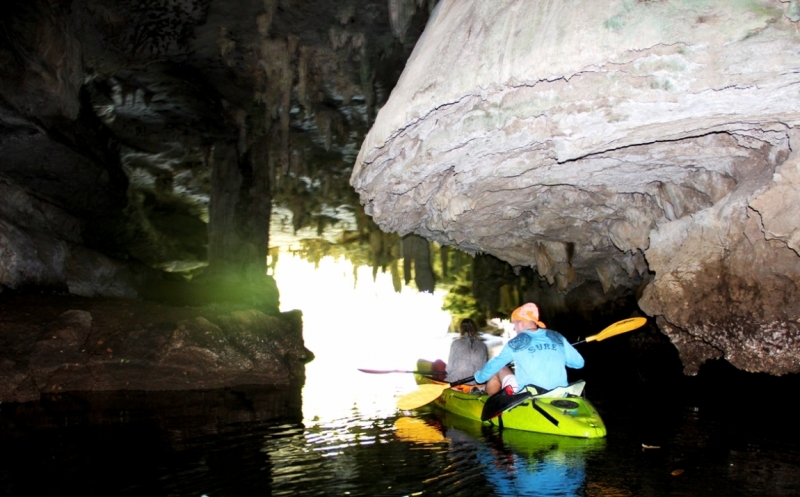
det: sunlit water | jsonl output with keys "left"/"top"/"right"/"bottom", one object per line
{"left": 1, "top": 255, "right": 799, "bottom": 496}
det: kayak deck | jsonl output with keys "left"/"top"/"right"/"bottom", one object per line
{"left": 413, "top": 359, "right": 607, "bottom": 438}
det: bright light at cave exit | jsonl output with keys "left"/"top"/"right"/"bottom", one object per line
{"left": 272, "top": 252, "right": 453, "bottom": 424}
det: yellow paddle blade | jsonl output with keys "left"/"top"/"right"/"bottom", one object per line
{"left": 585, "top": 317, "right": 647, "bottom": 343}
{"left": 396, "top": 384, "right": 448, "bottom": 410}
{"left": 394, "top": 417, "right": 445, "bottom": 443}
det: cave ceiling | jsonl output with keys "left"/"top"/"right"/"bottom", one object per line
{"left": 0, "top": 0, "right": 434, "bottom": 286}
{"left": 351, "top": 0, "right": 800, "bottom": 376}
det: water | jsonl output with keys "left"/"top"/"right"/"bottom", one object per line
{"left": 1, "top": 255, "right": 799, "bottom": 495}
{"left": 1, "top": 374, "right": 799, "bottom": 496}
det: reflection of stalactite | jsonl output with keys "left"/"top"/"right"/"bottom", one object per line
{"left": 370, "top": 230, "right": 382, "bottom": 280}
{"left": 257, "top": 36, "right": 295, "bottom": 173}
{"left": 440, "top": 244, "right": 449, "bottom": 280}
{"left": 403, "top": 239, "right": 412, "bottom": 285}
{"left": 267, "top": 247, "right": 279, "bottom": 275}
{"left": 402, "top": 234, "right": 434, "bottom": 293}
{"left": 498, "top": 284, "right": 518, "bottom": 315}
{"left": 472, "top": 255, "right": 512, "bottom": 318}
{"left": 391, "top": 260, "right": 401, "bottom": 293}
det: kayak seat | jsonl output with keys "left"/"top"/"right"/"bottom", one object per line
{"left": 480, "top": 389, "right": 533, "bottom": 422}
{"left": 523, "top": 384, "right": 548, "bottom": 396}
{"left": 525, "top": 380, "right": 586, "bottom": 399}
{"left": 430, "top": 359, "right": 447, "bottom": 381}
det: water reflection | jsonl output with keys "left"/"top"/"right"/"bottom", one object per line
{"left": 273, "top": 251, "right": 455, "bottom": 424}
{"left": 2, "top": 364, "right": 800, "bottom": 495}
{"left": 396, "top": 412, "right": 605, "bottom": 497}
{"left": 2, "top": 256, "right": 800, "bottom": 495}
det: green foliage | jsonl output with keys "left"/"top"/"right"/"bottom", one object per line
{"left": 441, "top": 266, "right": 482, "bottom": 331}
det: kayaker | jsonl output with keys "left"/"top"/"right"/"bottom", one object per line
{"left": 445, "top": 318, "right": 488, "bottom": 386}
{"left": 473, "top": 303, "right": 584, "bottom": 395}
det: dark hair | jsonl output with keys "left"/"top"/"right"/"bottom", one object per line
{"left": 460, "top": 318, "right": 479, "bottom": 348}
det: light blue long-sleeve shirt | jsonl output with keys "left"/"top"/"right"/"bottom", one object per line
{"left": 474, "top": 329, "right": 584, "bottom": 391}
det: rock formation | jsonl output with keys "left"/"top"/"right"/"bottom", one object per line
{"left": 352, "top": 0, "right": 800, "bottom": 375}
{"left": 0, "top": 294, "right": 311, "bottom": 403}
{"left": 0, "top": 0, "right": 434, "bottom": 399}
{"left": 1, "top": 0, "right": 433, "bottom": 299}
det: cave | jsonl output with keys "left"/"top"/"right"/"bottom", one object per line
{"left": 3, "top": 1, "right": 800, "bottom": 495}
{"left": 1, "top": 0, "right": 799, "bottom": 404}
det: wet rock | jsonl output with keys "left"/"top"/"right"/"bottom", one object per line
{"left": 0, "top": 294, "right": 311, "bottom": 403}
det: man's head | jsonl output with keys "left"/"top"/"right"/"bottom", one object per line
{"left": 511, "top": 303, "right": 546, "bottom": 332}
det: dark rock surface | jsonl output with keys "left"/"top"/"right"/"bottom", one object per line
{"left": 1, "top": 0, "right": 433, "bottom": 296}
{"left": 0, "top": 0, "right": 432, "bottom": 395}
{"left": 0, "top": 292, "right": 311, "bottom": 403}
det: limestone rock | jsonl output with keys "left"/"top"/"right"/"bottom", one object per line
{"left": 352, "top": 0, "right": 800, "bottom": 374}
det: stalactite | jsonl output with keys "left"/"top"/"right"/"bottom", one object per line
{"left": 257, "top": 36, "right": 295, "bottom": 174}
{"left": 439, "top": 244, "right": 449, "bottom": 280}
{"left": 414, "top": 239, "right": 434, "bottom": 293}
{"left": 402, "top": 234, "right": 434, "bottom": 293}
{"left": 402, "top": 235, "right": 413, "bottom": 285}
{"left": 257, "top": 0, "right": 276, "bottom": 36}
{"left": 370, "top": 230, "right": 382, "bottom": 278}
{"left": 359, "top": 47, "right": 376, "bottom": 127}
{"left": 391, "top": 260, "right": 401, "bottom": 293}
{"left": 387, "top": 0, "right": 417, "bottom": 41}
{"left": 207, "top": 142, "right": 242, "bottom": 274}
{"left": 296, "top": 46, "right": 310, "bottom": 115}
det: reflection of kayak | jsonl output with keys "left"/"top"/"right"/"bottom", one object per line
{"left": 415, "top": 359, "right": 607, "bottom": 438}
{"left": 436, "top": 409, "right": 602, "bottom": 496}
{"left": 436, "top": 409, "right": 606, "bottom": 455}
{"left": 393, "top": 416, "right": 445, "bottom": 444}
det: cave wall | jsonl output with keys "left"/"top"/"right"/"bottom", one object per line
{"left": 0, "top": 0, "right": 434, "bottom": 306}
{"left": 639, "top": 130, "right": 800, "bottom": 375}
{"left": 0, "top": 0, "right": 440, "bottom": 399}
{"left": 351, "top": 0, "right": 800, "bottom": 375}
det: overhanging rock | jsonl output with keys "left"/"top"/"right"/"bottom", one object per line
{"left": 351, "top": 0, "right": 800, "bottom": 375}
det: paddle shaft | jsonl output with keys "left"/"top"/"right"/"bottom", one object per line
{"left": 449, "top": 375, "right": 475, "bottom": 387}
{"left": 358, "top": 368, "right": 442, "bottom": 375}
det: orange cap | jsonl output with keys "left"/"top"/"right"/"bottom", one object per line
{"left": 511, "top": 303, "right": 546, "bottom": 329}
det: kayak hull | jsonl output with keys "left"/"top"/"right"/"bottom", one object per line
{"left": 414, "top": 359, "right": 607, "bottom": 438}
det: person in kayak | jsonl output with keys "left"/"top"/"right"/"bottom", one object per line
{"left": 445, "top": 318, "right": 488, "bottom": 386}
{"left": 473, "top": 303, "right": 584, "bottom": 395}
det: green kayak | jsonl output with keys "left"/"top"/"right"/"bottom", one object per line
{"left": 414, "top": 359, "right": 607, "bottom": 439}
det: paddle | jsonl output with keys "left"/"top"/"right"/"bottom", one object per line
{"left": 394, "top": 417, "right": 445, "bottom": 443}
{"left": 571, "top": 317, "right": 647, "bottom": 346}
{"left": 396, "top": 376, "right": 474, "bottom": 410}
{"left": 396, "top": 317, "right": 647, "bottom": 411}
{"left": 358, "top": 368, "right": 441, "bottom": 375}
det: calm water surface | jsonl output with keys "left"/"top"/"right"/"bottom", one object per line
{"left": 1, "top": 256, "right": 798, "bottom": 496}
{"left": 0, "top": 357, "right": 798, "bottom": 496}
